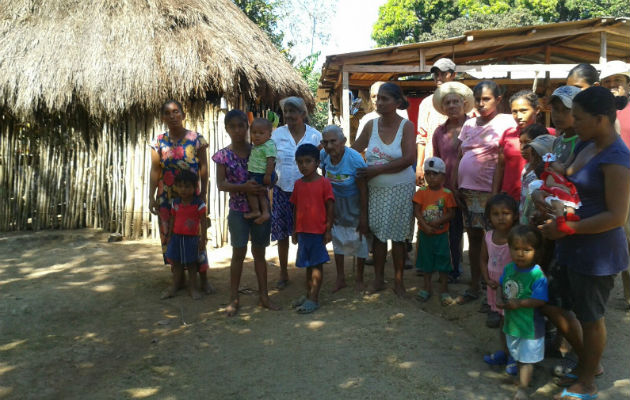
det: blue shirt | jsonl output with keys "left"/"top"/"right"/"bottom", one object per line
{"left": 320, "top": 147, "right": 367, "bottom": 198}
{"left": 556, "top": 137, "right": 630, "bottom": 276}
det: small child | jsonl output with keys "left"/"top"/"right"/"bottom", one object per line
{"left": 549, "top": 86, "right": 581, "bottom": 165}
{"left": 413, "top": 157, "right": 457, "bottom": 305}
{"left": 497, "top": 225, "right": 548, "bottom": 400}
{"left": 245, "top": 118, "right": 276, "bottom": 223}
{"left": 290, "top": 144, "right": 334, "bottom": 314}
{"left": 163, "top": 170, "right": 208, "bottom": 300}
{"left": 519, "top": 132, "right": 555, "bottom": 225}
{"left": 481, "top": 194, "right": 518, "bottom": 374}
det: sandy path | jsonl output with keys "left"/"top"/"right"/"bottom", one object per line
{"left": 0, "top": 229, "right": 628, "bottom": 399}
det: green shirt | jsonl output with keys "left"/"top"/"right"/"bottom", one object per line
{"left": 500, "top": 263, "right": 548, "bottom": 339}
{"left": 552, "top": 133, "right": 579, "bottom": 164}
{"left": 248, "top": 140, "right": 277, "bottom": 174}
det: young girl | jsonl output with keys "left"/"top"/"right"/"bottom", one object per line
{"left": 497, "top": 225, "right": 548, "bottom": 400}
{"left": 212, "top": 110, "right": 280, "bottom": 316}
{"left": 163, "top": 170, "right": 207, "bottom": 300}
{"left": 493, "top": 90, "right": 542, "bottom": 201}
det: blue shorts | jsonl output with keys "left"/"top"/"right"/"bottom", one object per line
{"left": 227, "top": 209, "right": 271, "bottom": 248}
{"left": 505, "top": 334, "right": 544, "bottom": 364}
{"left": 249, "top": 171, "right": 277, "bottom": 187}
{"left": 166, "top": 234, "right": 199, "bottom": 266}
{"left": 296, "top": 233, "right": 330, "bottom": 268}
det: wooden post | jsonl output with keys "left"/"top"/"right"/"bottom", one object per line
{"left": 342, "top": 69, "right": 350, "bottom": 138}
{"left": 599, "top": 32, "right": 607, "bottom": 65}
{"left": 544, "top": 45, "right": 552, "bottom": 127}
{"left": 419, "top": 49, "right": 426, "bottom": 72}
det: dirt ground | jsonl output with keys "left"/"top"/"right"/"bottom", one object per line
{"left": 0, "top": 229, "right": 629, "bottom": 400}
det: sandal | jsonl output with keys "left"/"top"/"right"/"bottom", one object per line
{"left": 505, "top": 356, "right": 518, "bottom": 376}
{"left": 416, "top": 290, "right": 431, "bottom": 302}
{"left": 440, "top": 293, "right": 455, "bottom": 306}
{"left": 483, "top": 350, "right": 507, "bottom": 365}
{"left": 291, "top": 295, "right": 307, "bottom": 309}
{"left": 456, "top": 289, "right": 480, "bottom": 305}
{"left": 296, "top": 299, "right": 319, "bottom": 314}
{"left": 555, "top": 388, "right": 598, "bottom": 399}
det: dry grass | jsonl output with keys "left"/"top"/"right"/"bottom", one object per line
{"left": 0, "top": 0, "right": 313, "bottom": 119}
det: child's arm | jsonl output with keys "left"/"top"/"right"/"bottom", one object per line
{"left": 167, "top": 212, "right": 174, "bottom": 244}
{"left": 199, "top": 213, "right": 207, "bottom": 251}
{"left": 263, "top": 156, "right": 276, "bottom": 186}
{"left": 357, "top": 175, "right": 369, "bottom": 238}
{"left": 428, "top": 206, "right": 455, "bottom": 228}
{"left": 501, "top": 297, "right": 546, "bottom": 310}
{"left": 496, "top": 285, "right": 505, "bottom": 308}
{"left": 414, "top": 202, "right": 435, "bottom": 234}
{"left": 324, "top": 198, "right": 334, "bottom": 243}
{"left": 491, "top": 146, "right": 505, "bottom": 195}
{"left": 479, "top": 238, "right": 497, "bottom": 289}
{"left": 291, "top": 204, "right": 298, "bottom": 244}
{"left": 216, "top": 164, "right": 263, "bottom": 194}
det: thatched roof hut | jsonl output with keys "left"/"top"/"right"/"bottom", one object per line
{"left": 0, "top": 0, "right": 311, "bottom": 246}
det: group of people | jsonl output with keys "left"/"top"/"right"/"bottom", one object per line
{"left": 148, "top": 58, "right": 630, "bottom": 400}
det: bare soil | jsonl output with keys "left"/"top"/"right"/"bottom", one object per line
{"left": 1, "top": 229, "right": 628, "bottom": 399}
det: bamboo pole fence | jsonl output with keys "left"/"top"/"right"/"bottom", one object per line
{"left": 0, "top": 101, "right": 234, "bottom": 247}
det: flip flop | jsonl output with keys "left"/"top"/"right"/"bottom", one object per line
{"left": 291, "top": 295, "right": 307, "bottom": 309}
{"left": 296, "top": 299, "right": 319, "bottom": 314}
{"left": 556, "top": 388, "right": 598, "bottom": 399}
{"left": 416, "top": 290, "right": 431, "bottom": 302}
{"left": 456, "top": 289, "right": 480, "bottom": 305}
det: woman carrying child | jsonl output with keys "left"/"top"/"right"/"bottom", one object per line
{"left": 455, "top": 80, "right": 516, "bottom": 304}
{"left": 212, "top": 110, "right": 280, "bottom": 317}
{"left": 540, "top": 87, "right": 630, "bottom": 400}
{"left": 352, "top": 82, "right": 416, "bottom": 296}
{"left": 320, "top": 125, "right": 369, "bottom": 292}
{"left": 149, "top": 100, "right": 213, "bottom": 297}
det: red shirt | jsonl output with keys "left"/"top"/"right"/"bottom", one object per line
{"left": 618, "top": 103, "right": 630, "bottom": 150}
{"left": 171, "top": 197, "right": 206, "bottom": 235}
{"left": 499, "top": 126, "right": 556, "bottom": 201}
{"left": 290, "top": 177, "right": 334, "bottom": 234}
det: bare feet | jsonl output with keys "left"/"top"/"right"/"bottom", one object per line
{"left": 332, "top": 279, "right": 347, "bottom": 293}
{"left": 367, "top": 281, "right": 386, "bottom": 294}
{"left": 243, "top": 211, "right": 261, "bottom": 220}
{"left": 200, "top": 280, "right": 216, "bottom": 295}
{"left": 160, "top": 288, "right": 177, "bottom": 299}
{"left": 253, "top": 212, "right": 270, "bottom": 224}
{"left": 354, "top": 281, "right": 366, "bottom": 292}
{"left": 226, "top": 299, "right": 239, "bottom": 317}
{"left": 514, "top": 388, "right": 528, "bottom": 400}
{"left": 259, "top": 296, "right": 281, "bottom": 311}
{"left": 393, "top": 283, "right": 407, "bottom": 298}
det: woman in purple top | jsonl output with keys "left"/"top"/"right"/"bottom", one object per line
{"left": 212, "top": 110, "right": 280, "bottom": 317}
{"left": 540, "top": 87, "right": 630, "bottom": 400}
{"left": 431, "top": 82, "right": 474, "bottom": 281}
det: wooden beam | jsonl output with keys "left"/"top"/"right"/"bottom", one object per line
{"left": 454, "top": 46, "right": 544, "bottom": 63}
{"left": 344, "top": 78, "right": 567, "bottom": 89}
{"left": 600, "top": 32, "right": 607, "bottom": 64}
{"left": 549, "top": 46, "right": 599, "bottom": 61}
{"left": 341, "top": 70, "right": 350, "bottom": 138}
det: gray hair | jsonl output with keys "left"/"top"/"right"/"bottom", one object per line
{"left": 279, "top": 96, "right": 309, "bottom": 124}
{"left": 322, "top": 125, "right": 346, "bottom": 141}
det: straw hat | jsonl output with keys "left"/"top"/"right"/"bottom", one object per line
{"left": 432, "top": 82, "right": 474, "bottom": 115}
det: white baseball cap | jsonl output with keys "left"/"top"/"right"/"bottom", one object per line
{"left": 430, "top": 58, "right": 456, "bottom": 73}
{"left": 599, "top": 60, "right": 630, "bottom": 81}
{"left": 424, "top": 157, "right": 446, "bottom": 174}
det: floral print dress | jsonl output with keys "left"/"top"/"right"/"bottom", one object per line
{"left": 151, "top": 130, "right": 209, "bottom": 271}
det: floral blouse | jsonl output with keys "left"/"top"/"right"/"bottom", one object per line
{"left": 212, "top": 146, "right": 250, "bottom": 212}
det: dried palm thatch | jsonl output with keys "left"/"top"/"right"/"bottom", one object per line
{"left": 0, "top": 0, "right": 313, "bottom": 119}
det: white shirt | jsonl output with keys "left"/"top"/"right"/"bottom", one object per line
{"left": 272, "top": 124, "right": 322, "bottom": 192}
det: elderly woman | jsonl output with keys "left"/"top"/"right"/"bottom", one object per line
{"left": 149, "top": 100, "right": 213, "bottom": 298}
{"left": 352, "top": 83, "right": 416, "bottom": 296}
{"left": 431, "top": 82, "right": 474, "bottom": 282}
{"left": 540, "top": 87, "right": 630, "bottom": 400}
{"left": 319, "top": 125, "right": 369, "bottom": 292}
{"left": 271, "top": 97, "right": 322, "bottom": 288}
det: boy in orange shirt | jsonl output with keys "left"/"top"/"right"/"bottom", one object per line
{"left": 414, "top": 157, "right": 457, "bottom": 305}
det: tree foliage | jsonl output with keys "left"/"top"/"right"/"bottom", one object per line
{"left": 232, "top": 0, "right": 286, "bottom": 50}
{"left": 296, "top": 52, "right": 328, "bottom": 131}
{"left": 373, "top": 0, "right": 630, "bottom": 46}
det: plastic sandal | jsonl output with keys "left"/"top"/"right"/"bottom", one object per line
{"left": 506, "top": 356, "right": 518, "bottom": 376}
{"left": 483, "top": 350, "right": 507, "bottom": 365}
{"left": 416, "top": 290, "right": 431, "bottom": 302}
{"left": 456, "top": 289, "right": 480, "bottom": 304}
{"left": 296, "top": 299, "right": 320, "bottom": 314}
{"left": 556, "top": 388, "right": 598, "bottom": 399}
{"left": 290, "top": 295, "right": 307, "bottom": 309}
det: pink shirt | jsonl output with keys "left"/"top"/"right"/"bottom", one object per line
{"left": 458, "top": 114, "right": 516, "bottom": 192}
{"left": 417, "top": 94, "right": 447, "bottom": 159}
{"left": 618, "top": 102, "right": 630, "bottom": 150}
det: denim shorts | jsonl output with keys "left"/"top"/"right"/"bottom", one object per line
{"left": 227, "top": 209, "right": 271, "bottom": 248}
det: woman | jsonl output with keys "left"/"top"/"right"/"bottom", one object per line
{"left": 213, "top": 110, "right": 279, "bottom": 316}
{"left": 455, "top": 80, "right": 516, "bottom": 304}
{"left": 271, "top": 97, "right": 322, "bottom": 288}
{"left": 540, "top": 87, "right": 630, "bottom": 400}
{"left": 566, "top": 63, "right": 600, "bottom": 90}
{"left": 352, "top": 83, "right": 416, "bottom": 296}
{"left": 431, "top": 82, "right": 474, "bottom": 282}
{"left": 149, "top": 100, "right": 213, "bottom": 296}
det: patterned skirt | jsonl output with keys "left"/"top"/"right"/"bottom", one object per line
{"left": 271, "top": 186, "right": 294, "bottom": 241}
{"left": 368, "top": 182, "right": 415, "bottom": 243}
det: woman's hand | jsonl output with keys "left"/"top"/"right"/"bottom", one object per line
{"left": 149, "top": 197, "right": 159, "bottom": 215}
{"left": 532, "top": 190, "right": 553, "bottom": 215}
{"left": 538, "top": 218, "right": 567, "bottom": 240}
{"left": 357, "top": 216, "right": 369, "bottom": 239}
{"left": 291, "top": 233, "right": 298, "bottom": 245}
{"left": 356, "top": 166, "right": 381, "bottom": 181}
{"left": 242, "top": 180, "right": 265, "bottom": 194}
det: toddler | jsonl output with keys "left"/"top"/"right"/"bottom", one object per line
{"left": 497, "top": 225, "right": 548, "bottom": 400}
{"left": 290, "top": 144, "right": 335, "bottom": 314}
{"left": 163, "top": 170, "right": 208, "bottom": 300}
{"left": 413, "top": 157, "right": 457, "bottom": 305}
{"left": 245, "top": 118, "right": 276, "bottom": 223}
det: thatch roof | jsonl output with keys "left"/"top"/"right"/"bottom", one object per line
{"left": 0, "top": 0, "right": 313, "bottom": 119}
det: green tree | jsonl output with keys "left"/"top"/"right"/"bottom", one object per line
{"left": 232, "top": 0, "right": 286, "bottom": 50}
{"left": 296, "top": 52, "right": 328, "bottom": 131}
{"left": 372, "top": 0, "right": 460, "bottom": 46}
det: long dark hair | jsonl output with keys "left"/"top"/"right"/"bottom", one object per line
{"left": 567, "top": 64, "right": 599, "bottom": 86}
{"left": 379, "top": 83, "right": 410, "bottom": 110}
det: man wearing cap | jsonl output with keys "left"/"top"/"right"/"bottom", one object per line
{"left": 600, "top": 60, "right": 630, "bottom": 149}
{"left": 416, "top": 58, "right": 457, "bottom": 185}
